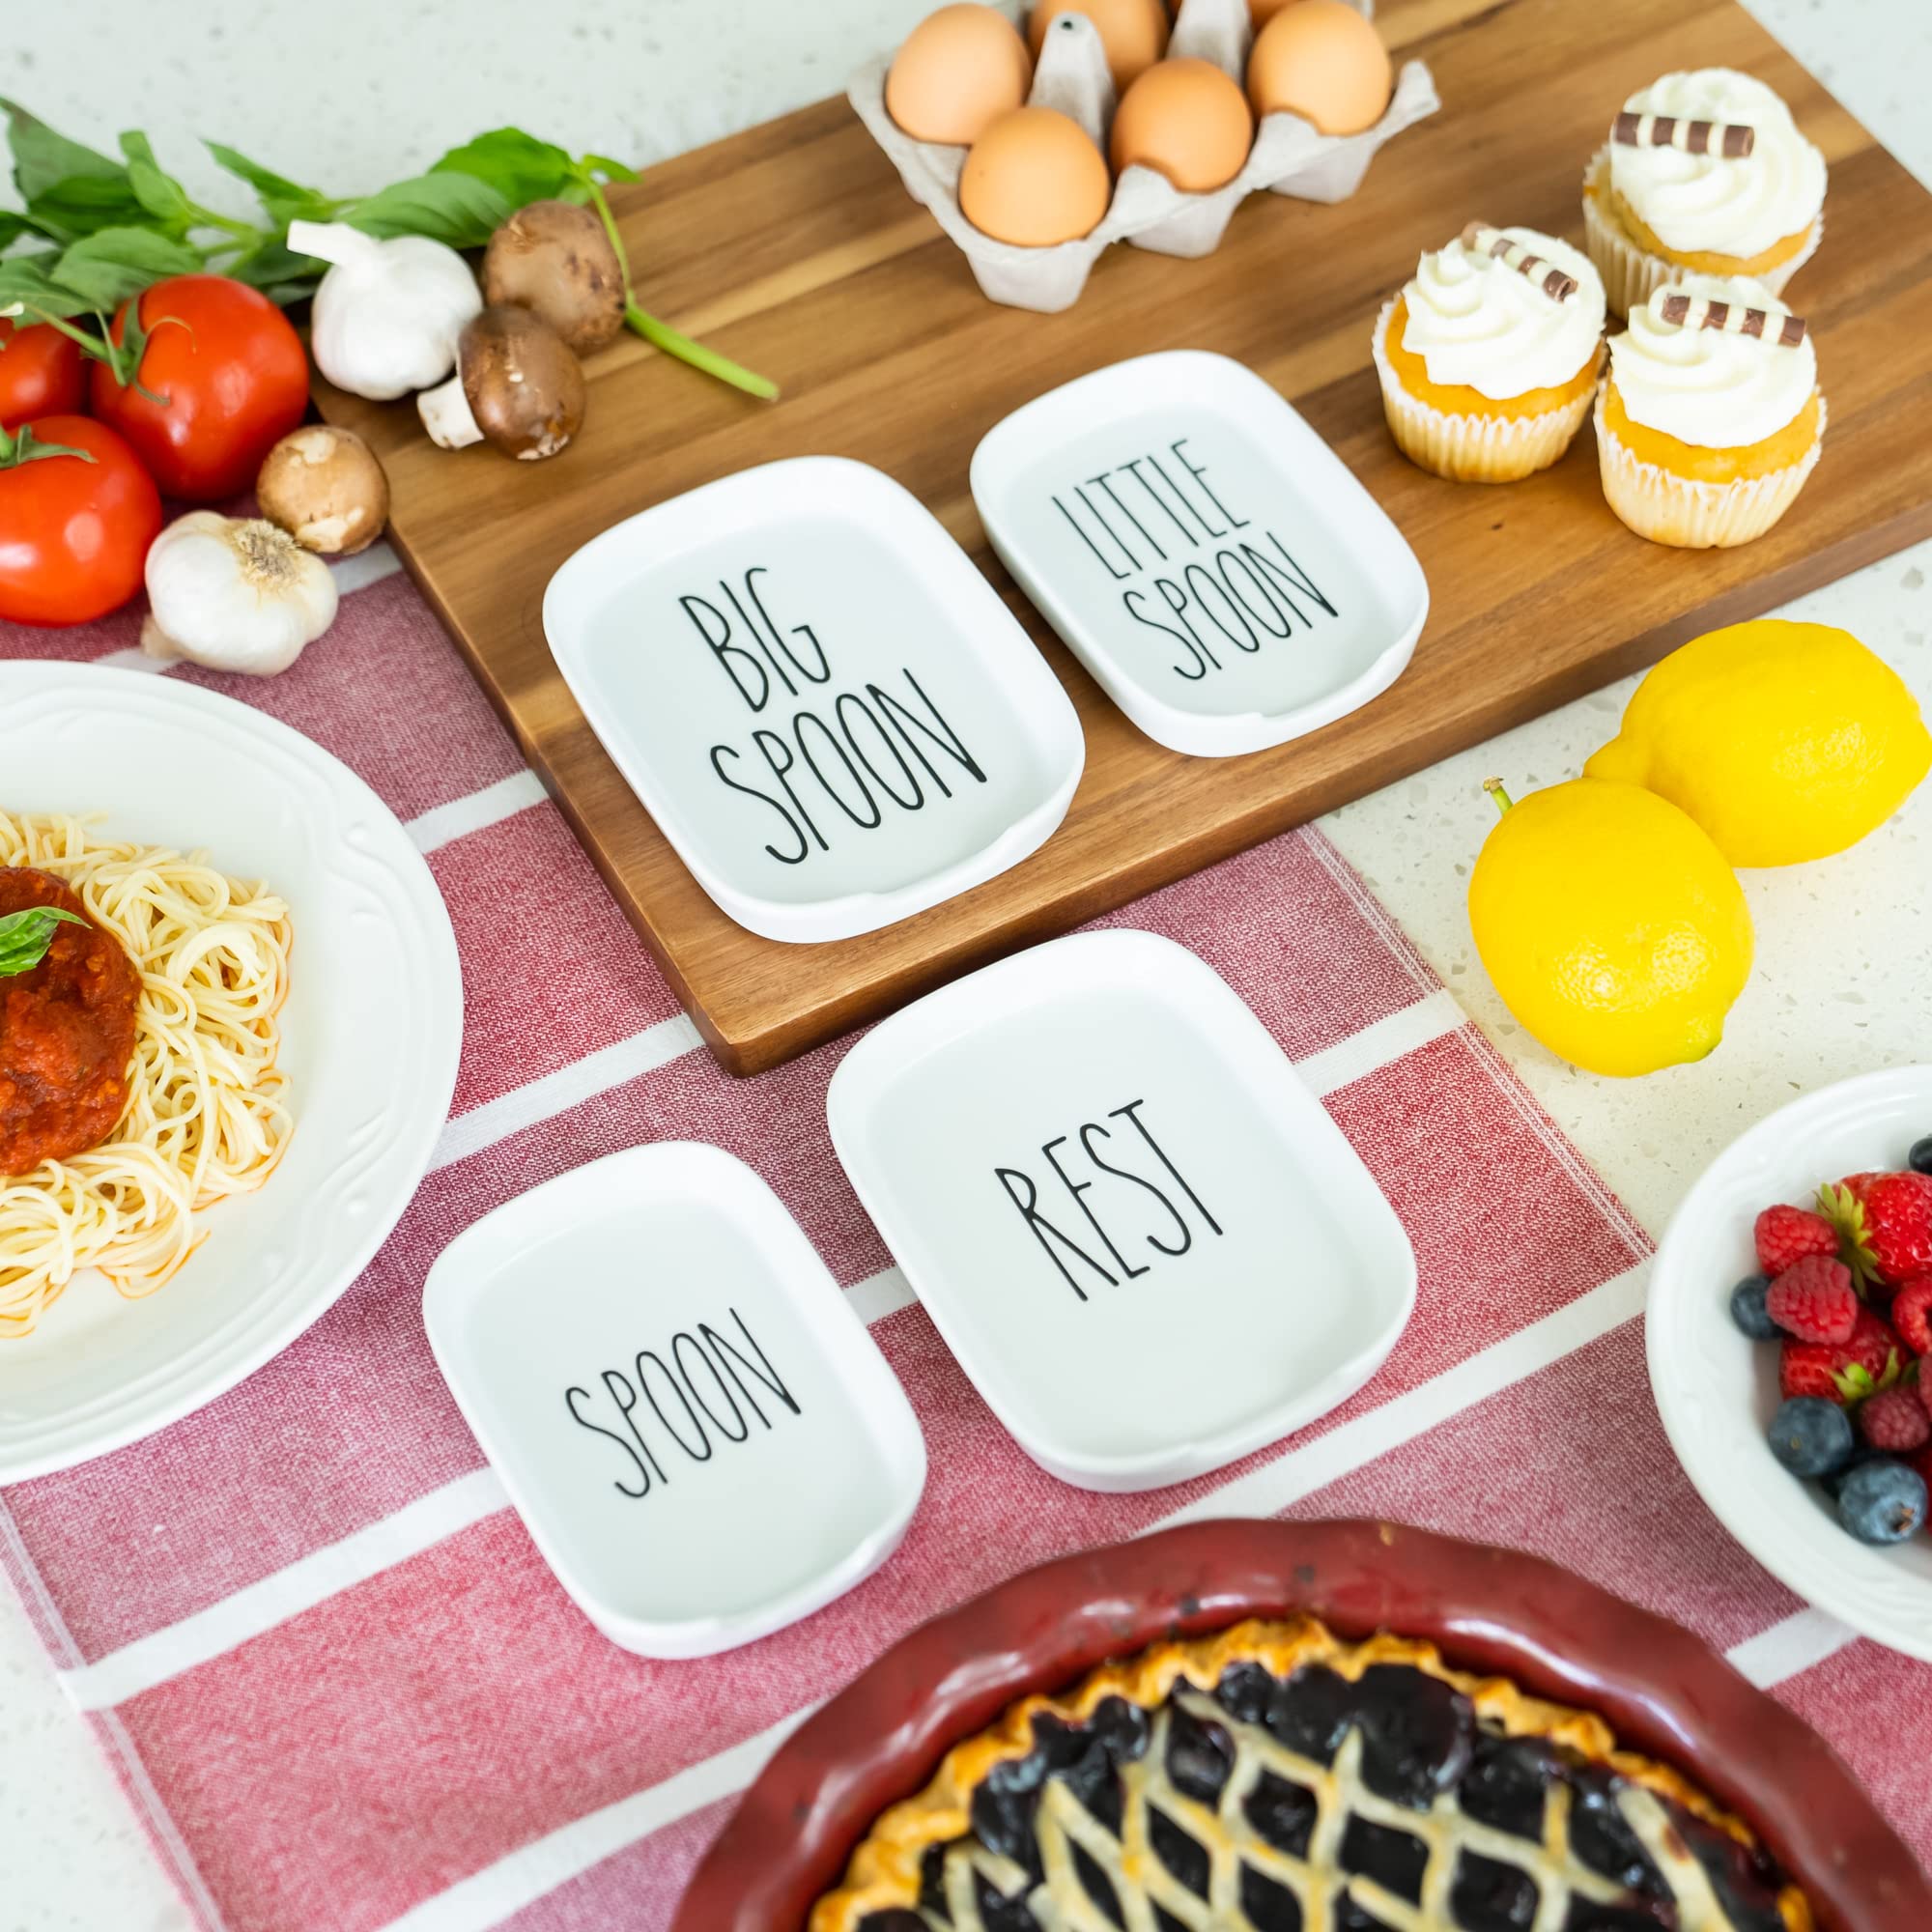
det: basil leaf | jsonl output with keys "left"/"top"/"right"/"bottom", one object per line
{"left": 120, "top": 150, "right": 190, "bottom": 231}
{"left": 2, "top": 99, "right": 125, "bottom": 202}
{"left": 0, "top": 210, "right": 55, "bottom": 249}
{"left": 581, "top": 154, "right": 640, "bottom": 184}
{"left": 224, "top": 237, "right": 323, "bottom": 304}
{"left": 26, "top": 171, "right": 151, "bottom": 240}
{"left": 0, "top": 905, "right": 87, "bottom": 978}
{"left": 347, "top": 172, "right": 511, "bottom": 248}
{"left": 430, "top": 127, "right": 579, "bottom": 210}
{"left": 50, "top": 227, "right": 199, "bottom": 308}
{"left": 0, "top": 253, "right": 97, "bottom": 322}
{"left": 203, "top": 140, "right": 336, "bottom": 228}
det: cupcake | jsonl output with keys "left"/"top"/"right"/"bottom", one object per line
{"left": 1596, "top": 273, "right": 1824, "bottom": 549}
{"left": 1373, "top": 222, "right": 1606, "bottom": 482}
{"left": 1584, "top": 68, "right": 1825, "bottom": 317}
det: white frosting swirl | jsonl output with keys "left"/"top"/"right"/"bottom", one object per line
{"left": 1609, "top": 69, "right": 1825, "bottom": 260}
{"left": 1608, "top": 273, "right": 1816, "bottom": 446}
{"left": 1400, "top": 227, "right": 1605, "bottom": 400}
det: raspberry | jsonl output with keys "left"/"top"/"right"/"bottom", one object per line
{"left": 1889, "top": 1273, "right": 1932, "bottom": 1358}
{"left": 1764, "top": 1255, "right": 1857, "bottom": 1344}
{"left": 1754, "top": 1204, "right": 1838, "bottom": 1279}
{"left": 1861, "top": 1388, "right": 1931, "bottom": 1454}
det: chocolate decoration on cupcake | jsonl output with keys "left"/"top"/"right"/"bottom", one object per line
{"left": 1658, "top": 291, "right": 1807, "bottom": 345}
{"left": 1459, "top": 222, "right": 1578, "bottom": 302}
{"left": 1612, "top": 110, "right": 1756, "bottom": 157}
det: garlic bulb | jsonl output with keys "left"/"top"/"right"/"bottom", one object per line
{"left": 142, "top": 512, "right": 339, "bottom": 677}
{"left": 289, "top": 219, "right": 481, "bottom": 401}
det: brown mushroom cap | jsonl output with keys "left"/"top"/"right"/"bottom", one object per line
{"left": 482, "top": 200, "right": 627, "bottom": 356}
{"left": 255, "top": 426, "right": 390, "bottom": 555}
{"left": 458, "top": 305, "right": 587, "bottom": 461}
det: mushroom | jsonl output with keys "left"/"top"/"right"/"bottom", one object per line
{"left": 416, "top": 306, "right": 587, "bottom": 460}
{"left": 255, "top": 426, "right": 390, "bottom": 556}
{"left": 482, "top": 200, "right": 627, "bottom": 355}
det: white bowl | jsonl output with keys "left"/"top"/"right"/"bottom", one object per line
{"left": 424, "top": 1141, "right": 925, "bottom": 1658}
{"left": 0, "top": 665, "right": 462, "bottom": 1481}
{"left": 543, "top": 456, "right": 1084, "bottom": 944}
{"left": 1647, "top": 1065, "right": 1932, "bottom": 1660}
{"left": 971, "top": 353, "right": 1429, "bottom": 758}
{"left": 828, "top": 928, "right": 1415, "bottom": 1492}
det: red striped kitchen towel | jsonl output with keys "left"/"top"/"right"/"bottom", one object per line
{"left": 2, "top": 550, "right": 1926, "bottom": 1932}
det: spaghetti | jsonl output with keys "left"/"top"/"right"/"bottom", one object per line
{"left": 0, "top": 812, "right": 294, "bottom": 1338}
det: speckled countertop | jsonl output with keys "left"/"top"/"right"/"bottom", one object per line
{"left": 2, "top": 2, "right": 1930, "bottom": 1925}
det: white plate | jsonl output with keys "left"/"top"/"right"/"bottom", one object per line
{"left": 971, "top": 351, "right": 1428, "bottom": 757}
{"left": 544, "top": 456, "right": 1085, "bottom": 944}
{"left": 827, "top": 929, "right": 1415, "bottom": 1492}
{"left": 0, "top": 663, "right": 462, "bottom": 1483}
{"left": 423, "top": 1141, "right": 925, "bottom": 1658}
{"left": 1647, "top": 1066, "right": 1932, "bottom": 1661}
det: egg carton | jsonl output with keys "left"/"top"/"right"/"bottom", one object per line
{"left": 847, "top": 0, "right": 1439, "bottom": 311}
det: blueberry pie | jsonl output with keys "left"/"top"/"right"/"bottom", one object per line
{"left": 810, "top": 1616, "right": 1811, "bottom": 1932}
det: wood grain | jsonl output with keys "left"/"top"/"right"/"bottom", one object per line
{"left": 313, "top": 0, "right": 1932, "bottom": 1074}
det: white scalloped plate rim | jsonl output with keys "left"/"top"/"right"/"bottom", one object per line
{"left": 0, "top": 664, "right": 462, "bottom": 1483}
{"left": 1646, "top": 1065, "right": 1932, "bottom": 1660}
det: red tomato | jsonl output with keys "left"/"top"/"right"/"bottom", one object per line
{"left": 0, "top": 415, "right": 162, "bottom": 626}
{"left": 90, "top": 274, "right": 308, "bottom": 501}
{"left": 0, "top": 317, "right": 85, "bottom": 429}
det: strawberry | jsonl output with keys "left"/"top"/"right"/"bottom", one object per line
{"left": 1764, "top": 1255, "right": 1857, "bottom": 1343}
{"left": 1821, "top": 1172, "right": 1932, "bottom": 1291}
{"left": 1754, "top": 1204, "right": 1838, "bottom": 1279}
{"left": 1779, "top": 1307, "right": 1909, "bottom": 1407}
{"left": 1861, "top": 1387, "right": 1931, "bottom": 1453}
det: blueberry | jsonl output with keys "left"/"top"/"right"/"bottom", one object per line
{"left": 1729, "top": 1274, "right": 1780, "bottom": 1340}
{"left": 1910, "top": 1134, "right": 1932, "bottom": 1178}
{"left": 1835, "top": 1460, "right": 1928, "bottom": 1545}
{"left": 1766, "top": 1397, "right": 1854, "bottom": 1476}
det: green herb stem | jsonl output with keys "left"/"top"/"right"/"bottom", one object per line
{"left": 184, "top": 201, "right": 266, "bottom": 244}
{"left": 623, "top": 301, "right": 778, "bottom": 402}
{"left": 587, "top": 176, "right": 776, "bottom": 403}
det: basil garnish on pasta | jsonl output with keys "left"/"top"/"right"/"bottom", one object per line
{"left": 0, "top": 905, "right": 86, "bottom": 977}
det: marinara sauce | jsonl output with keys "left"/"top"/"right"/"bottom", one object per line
{"left": 0, "top": 867, "right": 140, "bottom": 1175}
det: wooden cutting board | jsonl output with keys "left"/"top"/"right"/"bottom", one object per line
{"left": 313, "top": 0, "right": 1932, "bottom": 1075}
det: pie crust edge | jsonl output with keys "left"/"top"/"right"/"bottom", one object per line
{"left": 807, "top": 1612, "right": 1815, "bottom": 1932}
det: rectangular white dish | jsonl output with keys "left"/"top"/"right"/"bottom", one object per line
{"left": 971, "top": 351, "right": 1428, "bottom": 757}
{"left": 827, "top": 929, "right": 1415, "bottom": 1492}
{"left": 423, "top": 1141, "right": 925, "bottom": 1658}
{"left": 544, "top": 455, "right": 1084, "bottom": 944}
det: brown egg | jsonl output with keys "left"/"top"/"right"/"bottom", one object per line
{"left": 1247, "top": 0, "right": 1301, "bottom": 22}
{"left": 1111, "top": 58, "right": 1254, "bottom": 192}
{"left": 960, "top": 106, "right": 1113, "bottom": 245}
{"left": 1027, "top": 0, "right": 1170, "bottom": 92}
{"left": 887, "top": 5, "right": 1035, "bottom": 146}
{"left": 1247, "top": 0, "right": 1392, "bottom": 135}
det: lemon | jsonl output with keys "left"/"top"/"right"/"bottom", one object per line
{"left": 1584, "top": 619, "right": 1931, "bottom": 867}
{"left": 1469, "top": 778, "right": 1753, "bottom": 1078}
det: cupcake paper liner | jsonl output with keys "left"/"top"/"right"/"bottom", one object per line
{"left": 1594, "top": 386, "right": 1828, "bottom": 548}
{"left": 1371, "top": 299, "right": 1600, "bottom": 483}
{"left": 849, "top": 0, "right": 1438, "bottom": 312}
{"left": 1581, "top": 148, "right": 1825, "bottom": 318}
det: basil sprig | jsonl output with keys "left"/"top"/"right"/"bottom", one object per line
{"left": 0, "top": 109, "right": 775, "bottom": 401}
{"left": 0, "top": 905, "right": 87, "bottom": 977}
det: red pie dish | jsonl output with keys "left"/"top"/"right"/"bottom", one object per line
{"left": 671, "top": 1520, "right": 1931, "bottom": 1932}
